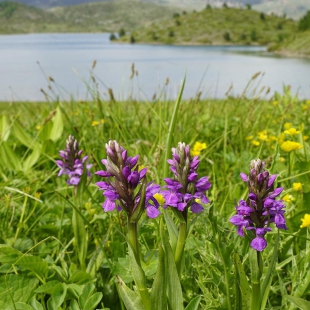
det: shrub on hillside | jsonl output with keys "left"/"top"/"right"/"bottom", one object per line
{"left": 299, "top": 11, "right": 310, "bottom": 31}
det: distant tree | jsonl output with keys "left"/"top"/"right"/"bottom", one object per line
{"left": 277, "top": 22, "right": 283, "bottom": 30}
{"left": 223, "top": 3, "right": 228, "bottom": 9}
{"left": 240, "top": 33, "right": 247, "bottom": 40}
{"left": 130, "top": 35, "right": 135, "bottom": 44}
{"left": 152, "top": 32, "right": 158, "bottom": 40}
{"left": 168, "top": 30, "right": 175, "bottom": 37}
{"left": 282, "top": 13, "right": 286, "bottom": 19}
{"left": 119, "top": 28, "right": 125, "bottom": 37}
{"left": 245, "top": 4, "right": 251, "bottom": 10}
{"left": 173, "top": 12, "right": 180, "bottom": 18}
{"left": 175, "top": 19, "right": 181, "bottom": 26}
{"left": 223, "top": 31, "right": 231, "bottom": 41}
{"left": 250, "top": 30, "right": 258, "bottom": 41}
{"left": 109, "top": 33, "right": 116, "bottom": 41}
{"left": 0, "top": 2, "right": 18, "bottom": 18}
{"left": 206, "top": 4, "right": 212, "bottom": 10}
{"left": 182, "top": 11, "right": 187, "bottom": 15}
{"left": 260, "top": 12, "right": 265, "bottom": 21}
{"left": 193, "top": 10, "right": 196, "bottom": 13}
{"left": 299, "top": 11, "right": 310, "bottom": 31}
{"left": 277, "top": 33, "right": 285, "bottom": 43}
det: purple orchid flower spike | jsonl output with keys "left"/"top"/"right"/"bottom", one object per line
{"left": 230, "top": 158, "right": 287, "bottom": 252}
{"left": 95, "top": 140, "right": 161, "bottom": 220}
{"left": 56, "top": 135, "right": 92, "bottom": 186}
{"left": 161, "top": 142, "right": 211, "bottom": 219}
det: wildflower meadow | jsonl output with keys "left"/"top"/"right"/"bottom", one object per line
{"left": 0, "top": 81, "right": 310, "bottom": 310}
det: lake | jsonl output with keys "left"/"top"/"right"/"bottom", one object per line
{"left": 0, "top": 33, "right": 309, "bottom": 101}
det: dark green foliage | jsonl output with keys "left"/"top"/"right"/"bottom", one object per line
{"left": 299, "top": 11, "right": 310, "bottom": 31}
{"left": 119, "top": 28, "right": 125, "bottom": 37}
{"left": 151, "top": 31, "right": 158, "bottom": 40}
{"left": 110, "top": 33, "right": 116, "bottom": 41}
{"left": 223, "top": 2, "right": 228, "bottom": 9}
{"left": 0, "top": 1, "right": 18, "bottom": 18}
{"left": 277, "top": 22, "right": 283, "bottom": 30}
{"left": 206, "top": 4, "right": 212, "bottom": 10}
{"left": 240, "top": 33, "right": 247, "bottom": 40}
{"left": 168, "top": 29, "right": 174, "bottom": 37}
{"left": 173, "top": 12, "right": 180, "bottom": 18}
{"left": 223, "top": 31, "right": 231, "bottom": 41}
{"left": 175, "top": 19, "right": 181, "bottom": 26}
{"left": 130, "top": 35, "right": 135, "bottom": 43}
{"left": 250, "top": 30, "right": 258, "bottom": 41}
{"left": 246, "top": 4, "right": 251, "bottom": 10}
{"left": 260, "top": 12, "right": 265, "bottom": 21}
{"left": 182, "top": 10, "right": 187, "bottom": 15}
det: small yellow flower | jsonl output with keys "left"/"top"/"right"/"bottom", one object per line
{"left": 283, "top": 122, "right": 292, "bottom": 130}
{"left": 258, "top": 130, "right": 268, "bottom": 141}
{"left": 34, "top": 192, "right": 42, "bottom": 199}
{"left": 245, "top": 135, "right": 254, "bottom": 141}
{"left": 279, "top": 157, "right": 285, "bottom": 162}
{"left": 293, "top": 183, "right": 302, "bottom": 192}
{"left": 282, "top": 194, "right": 294, "bottom": 203}
{"left": 273, "top": 101, "right": 278, "bottom": 106}
{"left": 267, "top": 135, "right": 277, "bottom": 142}
{"left": 278, "top": 133, "right": 285, "bottom": 145}
{"left": 284, "top": 128, "right": 300, "bottom": 135}
{"left": 195, "top": 198, "right": 201, "bottom": 204}
{"left": 302, "top": 104, "right": 308, "bottom": 111}
{"left": 300, "top": 214, "right": 310, "bottom": 228}
{"left": 36, "top": 125, "right": 42, "bottom": 130}
{"left": 280, "top": 141, "right": 303, "bottom": 152}
{"left": 92, "top": 121, "right": 100, "bottom": 126}
{"left": 154, "top": 193, "right": 165, "bottom": 205}
{"left": 251, "top": 140, "right": 260, "bottom": 146}
{"left": 100, "top": 119, "right": 105, "bottom": 124}
{"left": 307, "top": 100, "right": 310, "bottom": 105}
{"left": 190, "top": 141, "right": 207, "bottom": 156}
{"left": 303, "top": 135, "right": 309, "bottom": 141}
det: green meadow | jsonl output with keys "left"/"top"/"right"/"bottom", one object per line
{"left": 0, "top": 76, "right": 310, "bottom": 309}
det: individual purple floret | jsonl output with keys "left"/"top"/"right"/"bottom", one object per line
{"left": 230, "top": 159, "right": 287, "bottom": 252}
{"left": 56, "top": 135, "right": 92, "bottom": 186}
{"left": 161, "top": 142, "right": 211, "bottom": 215}
{"left": 95, "top": 140, "right": 161, "bottom": 219}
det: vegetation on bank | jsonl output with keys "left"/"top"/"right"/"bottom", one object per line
{"left": 117, "top": 6, "right": 297, "bottom": 46}
{"left": 0, "top": 79, "right": 310, "bottom": 309}
{"left": 0, "top": 1, "right": 178, "bottom": 34}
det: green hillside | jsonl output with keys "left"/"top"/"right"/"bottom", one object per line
{"left": 0, "top": 1, "right": 178, "bottom": 34}
{"left": 118, "top": 7, "right": 297, "bottom": 46}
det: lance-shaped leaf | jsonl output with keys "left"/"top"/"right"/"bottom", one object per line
{"left": 285, "top": 295, "right": 310, "bottom": 310}
{"left": 184, "top": 296, "right": 201, "bottom": 310}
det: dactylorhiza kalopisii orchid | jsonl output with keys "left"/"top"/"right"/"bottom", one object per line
{"left": 230, "top": 158, "right": 287, "bottom": 251}
{"left": 161, "top": 142, "right": 211, "bottom": 219}
{"left": 95, "top": 140, "right": 161, "bottom": 220}
{"left": 56, "top": 135, "right": 92, "bottom": 186}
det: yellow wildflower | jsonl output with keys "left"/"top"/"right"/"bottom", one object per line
{"left": 245, "top": 135, "right": 254, "bottom": 141}
{"left": 190, "top": 141, "right": 207, "bottom": 156}
{"left": 138, "top": 165, "right": 146, "bottom": 171}
{"left": 284, "top": 128, "right": 300, "bottom": 135}
{"left": 300, "top": 214, "right": 310, "bottom": 228}
{"left": 252, "top": 140, "right": 260, "bottom": 146}
{"left": 267, "top": 135, "right": 277, "bottom": 142}
{"left": 100, "top": 119, "right": 105, "bottom": 124}
{"left": 283, "top": 122, "right": 292, "bottom": 130}
{"left": 154, "top": 193, "right": 165, "bottom": 205}
{"left": 293, "top": 183, "right": 302, "bottom": 192}
{"left": 273, "top": 101, "right": 278, "bottom": 106}
{"left": 307, "top": 100, "right": 310, "bottom": 105}
{"left": 92, "top": 120, "right": 100, "bottom": 126}
{"left": 34, "top": 192, "right": 42, "bottom": 199}
{"left": 282, "top": 194, "right": 294, "bottom": 203}
{"left": 36, "top": 125, "right": 42, "bottom": 130}
{"left": 279, "top": 157, "right": 285, "bottom": 162}
{"left": 258, "top": 130, "right": 268, "bottom": 141}
{"left": 303, "top": 135, "right": 309, "bottom": 141}
{"left": 195, "top": 198, "right": 201, "bottom": 204}
{"left": 302, "top": 104, "right": 308, "bottom": 111}
{"left": 280, "top": 141, "right": 303, "bottom": 152}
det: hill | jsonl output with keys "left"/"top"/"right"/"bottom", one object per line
{"left": 117, "top": 6, "right": 297, "bottom": 46}
{"left": 0, "top": 1, "right": 178, "bottom": 34}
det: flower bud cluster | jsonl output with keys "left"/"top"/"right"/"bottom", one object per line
{"left": 230, "top": 159, "right": 287, "bottom": 251}
{"left": 56, "top": 135, "right": 92, "bottom": 186}
{"left": 95, "top": 140, "right": 161, "bottom": 218}
{"left": 162, "top": 142, "right": 211, "bottom": 213}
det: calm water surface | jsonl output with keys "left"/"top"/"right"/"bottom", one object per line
{"left": 0, "top": 33, "right": 309, "bottom": 101}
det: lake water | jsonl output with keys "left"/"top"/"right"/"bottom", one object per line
{"left": 0, "top": 33, "right": 309, "bottom": 101}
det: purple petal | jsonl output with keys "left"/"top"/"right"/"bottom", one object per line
{"left": 95, "top": 170, "right": 112, "bottom": 177}
{"left": 250, "top": 237, "right": 267, "bottom": 251}
{"left": 191, "top": 202, "right": 204, "bottom": 213}
{"left": 268, "top": 187, "right": 284, "bottom": 198}
{"left": 146, "top": 205, "right": 161, "bottom": 218}
{"left": 268, "top": 174, "right": 277, "bottom": 188}
{"left": 103, "top": 199, "right": 116, "bottom": 212}
{"left": 240, "top": 173, "right": 248, "bottom": 182}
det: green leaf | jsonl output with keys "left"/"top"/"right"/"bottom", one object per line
{"left": 116, "top": 275, "right": 145, "bottom": 310}
{"left": 163, "top": 210, "right": 178, "bottom": 254}
{"left": 285, "top": 295, "right": 310, "bottom": 309}
{"left": 233, "top": 252, "right": 251, "bottom": 309}
{"left": 35, "top": 281, "right": 61, "bottom": 294}
{"left": 84, "top": 292, "right": 103, "bottom": 310}
{"left": 15, "top": 255, "right": 48, "bottom": 280}
{"left": 160, "top": 222, "right": 184, "bottom": 310}
{"left": 68, "top": 270, "right": 93, "bottom": 285}
{"left": 0, "top": 275, "right": 38, "bottom": 308}
{"left": 5, "top": 302, "right": 34, "bottom": 310}
{"left": 184, "top": 296, "right": 201, "bottom": 310}
{"left": 29, "top": 296, "right": 44, "bottom": 310}
{"left": 23, "top": 146, "right": 42, "bottom": 171}
{"left": 50, "top": 283, "right": 67, "bottom": 307}
{"left": 1, "top": 114, "right": 11, "bottom": 141}
{"left": 13, "top": 121, "right": 41, "bottom": 149}
{"left": 151, "top": 245, "right": 167, "bottom": 310}
{"left": 70, "top": 300, "right": 81, "bottom": 310}
{"left": 79, "top": 283, "right": 96, "bottom": 309}
{"left": 50, "top": 106, "right": 63, "bottom": 142}
{"left": 0, "top": 142, "right": 21, "bottom": 171}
